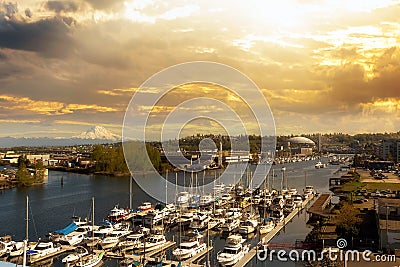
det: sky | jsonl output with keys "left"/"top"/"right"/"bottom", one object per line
{"left": 0, "top": 0, "right": 400, "bottom": 138}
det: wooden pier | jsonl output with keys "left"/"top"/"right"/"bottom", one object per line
{"left": 233, "top": 195, "right": 315, "bottom": 267}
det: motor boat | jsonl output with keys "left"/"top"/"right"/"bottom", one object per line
{"left": 118, "top": 233, "right": 145, "bottom": 251}
{"left": 74, "top": 250, "right": 104, "bottom": 267}
{"left": 172, "top": 232, "right": 206, "bottom": 260}
{"left": 270, "top": 210, "right": 284, "bottom": 223}
{"left": 26, "top": 240, "right": 62, "bottom": 260}
{"left": 221, "top": 218, "right": 240, "bottom": 233}
{"left": 62, "top": 246, "right": 89, "bottom": 266}
{"left": 107, "top": 205, "right": 130, "bottom": 222}
{"left": 138, "top": 202, "right": 154, "bottom": 212}
{"left": 217, "top": 234, "right": 249, "bottom": 266}
{"left": 176, "top": 192, "right": 191, "bottom": 206}
{"left": 136, "top": 235, "right": 167, "bottom": 252}
{"left": 293, "top": 195, "right": 303, "bottom": 208}
{"left": 199, "top": 194, "right": 214, "bottom": 206}
{"left": 259, "top": 218, "right": 275, "bottom": 234}
{"left": 238, "top": 219, "right": 258, "bottom": 234}
{"left": 100, "top": 230, "right": 131, "bottom": 249}
{"left": 304, "top": 186, "right": 315, "bottom": 195}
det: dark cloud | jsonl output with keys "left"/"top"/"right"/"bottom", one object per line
{"left": 0, "top": 17, "right": 75, "bottom": 58}
{"left": 2, "top": 2, "right": 18, "bottom": 18}
{"left": 83, "top": 0, "right": 124, "bottom": 10}
{"left": 45, "top": 1, "right": 79, "bottom": 13}
{"left": 24, "top": 8, "right": 32, "bottom": 18}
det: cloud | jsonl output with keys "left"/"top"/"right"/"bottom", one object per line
{"left": 45, "top": 1, "right": 80, "bottom": 13}
{"left": 1, "top": 2, "right": 18, "bottom": 18}
{"left": 24, "top": 8, "right": 32, "bottom": 18}
{"left": 0, "top": 16, "right": 75, "bottom": 58}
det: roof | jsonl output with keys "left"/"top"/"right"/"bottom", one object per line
{"left": 287, "top": 136, "right": 315, "bottom": 145}
{"left": 378, "top": 198, "right": 400, "bottom": 207}
{"left": 379, "top": 219, "right": 400, "bottom": 231}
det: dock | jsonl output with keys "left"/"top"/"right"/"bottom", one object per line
{"left": 307, "top": 193, "right": 332, "bottom": 217}
{"left": 233, "top": 195, "right": 315, "bottom": 267}
{"left": 185, "top": 246, "right": 213, "bottom": 264}
{"left": 28, "top": 245, "right": 75, "bottom": 264}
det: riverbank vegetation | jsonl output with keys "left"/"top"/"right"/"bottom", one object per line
{"left": 16, "top": 156, "right": 46, "bottom": 186}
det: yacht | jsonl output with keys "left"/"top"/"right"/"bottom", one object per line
{"left": 58, "top": 231, "right": 85, "bottom": 246}
{"left": 138, "top": 202, "right": 154, "bottom": 212}
{"left": 107, "top": 205, "right": 130, "bottom": 222}
{"left": 221, "top": 218, "right": 240, "bottom": 233}
{"left": 315, "top": 162, "right": 324, "bottom": 169}
{"left": 217, "top": 235, "right": 249, "bottom": 266}
{"left": 136, "top": 235, "right": 167, "bottom": 252}
{"left": 304, "top": 186, "right": 315, "bottom": 195}
{"left": 26, "top": 240, "right": 62, "bottom": 260}
{"left": 270, "top": 210, "right": 284, "bottom": 223}
{"left": 176, "top": 192, "right": 191, "bottom": 206}
{"left": 238, "top": 219, "right": 258, "bottom": 234}
{"left": 74, "top": 250, "right": 104, "bottom": 267}
{"left": 62, "top": 246, "right": 89, "bottom": 266}
{"left": 293, "top": 195, "right": 303, "bottom": 208}
{"left": 189, "top": 212, "right": 210, "bottom": 230}
{"left": 172, "top": 232, "right": 206, "bottom": 260}
{"left": 100, "top": 230, "right": 131, "bottom": 249}
{"left": 259, "top": 218, "right": 275, "bottom": 234}
{"left": 0, "top": 236, "right": 21, "bottom": 257}
{"left": 271, "top": 196, "right": 285, "bottom": 210}
{"left": 118, "top": 233, "right": 145, "bottom": 251}
{"left": 144, "top": 210, "right": 164, "bottom": 226}
{"left": 199, "top": 194, "right": 214, "bottom": 206}
{"left": 284, "top": 199, "right": 295, "bottom": 214}
{"left": 176, "top": 212, "right": 194, "bottom": 227}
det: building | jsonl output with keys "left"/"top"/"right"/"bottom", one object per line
{"left": 285, "top": 136, "right": 316, "bottom": 155}
{"left": 377, "top": 140, "right": 400, "bottom": 162}
{"left": 376, "top": 198, "right": 400, "bottom": 251}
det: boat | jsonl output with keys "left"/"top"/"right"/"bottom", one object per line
{"left": 304, "top": 186, "right": 315, "bottom": 195}
{"left": 221, "top": 218, "right": 240, "bottom": 233}
{"left": 8, "top": 241, "right": 26, "bottom": 257}
{"left": 176, "top": 212, "right": 194, "bottom": 227}
{"left": 136, "top": 235, "right": 167, "bottom": 252}
{"left": 176, "top": 192, "right": 191, "bottom": 206}
{"left": 270, "top": 210, "right": 284, "bottom": 223}
{"left": 144, "top": 210, "right": 164, "bottom": 226}
{"left": 74, "top": 250, "right": 104, "bottom": 267}
{"left": 138, "top": 202, "right": 154, "bottom": 212}
{"left": 172, "top": 232, "right": 206, "bottom": 260}
{"left": 271, "top": 196, "right": 284, "bottom": 210}
{"left": 26, "top": 240, "right": 62, "bottom": 260}
{"left": 284, "top": 199, "right": 295, "bottom": 214}
{"left": 189, "top": 212, "right": 210, "bottom": 230}
{"left": 107, "top": 205, "right": 130, "bottom": 222}
{"left": 62, "top": 246, "right": 89, "bottom": 266}
{"left": 0, "top": 236, "right": 22, "bottom": 257}
{"left": 259, "top": 218, "right": 275, "bottom": 234}
{"left": 238, "top": 219, "right": 258, "bottom": 234}
{"left": 100, "top": 230, "right": 131, "bottom": 249}
{"left": 199, "top": 194, "right": 214, "bottom": 206}
{"left": 118, "top": 233, "right": 145, "bottom": 251}
{"left": 315, "top": 162, "right": 324, "bottom": 169}
{"left": 217, "top": 234, "right": 249, "bottom": 266}
{"left": 293, "top": 195, "right": 303, "bottom": 208}
{"left": 59, "top": 231, "right": 85, "bottom": 246}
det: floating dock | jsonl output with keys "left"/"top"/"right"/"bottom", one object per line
{"left": 233, "top": 195, "right": 315, "bottom": 267}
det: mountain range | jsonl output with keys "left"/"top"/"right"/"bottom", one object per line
{"left": 0, "top": 126, "right": 121, "bottom": 148}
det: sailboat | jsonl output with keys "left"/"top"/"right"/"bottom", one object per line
{"left": 8, "top": 196, "right": 29, "bottom": 259}
{"left": 75, "top": 197, "right": 104, "bottom": 267}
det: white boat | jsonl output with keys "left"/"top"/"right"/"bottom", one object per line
{"left": 0, "top": 236, "right": 23, "bottom": 257}
{"left": 136, "top": 235, "right": 167, "bottom": 252}
{"left": 100, "top": 230, "right": 131, "bottom": 249}
{"left": 59, "top": 232, "right": 85, "bottom": 246}
{"left": 176, "top": 212, "right": 194, "bottom": 227}
{"left": 238, "top": 219, "right": 258, "bottom": 234}
{"left": 221, "top": 218, "right": 240, "bottom": 233}
{"left": 189, "top": 212, "right": 210, "bottom": 230}
{"left": 293, "top": 195, "right": 303, "bottom": 208}
{"left": 217, "top": 235, "right": 249, "bottom": 266}
{"left": 107, "top": 205, "right": 130, "bottom": 222}
{"left": 270, "top": 210, "right": 284, "bottom": 223}
{"left": 172, "top": 232, "right": 206, "bottom": 260}
{"left": 226, "top": 208, "right": 242, "bottom": 219}
{"left": 26, "top": 240, "right": 62, "bottom": 260}
{"left": 144, "top": 210, "right": 164, "bottom": 226}
{"left": 62, "top": 246, "right": 89, "bottom": 266}
{"left": 259, "top": 218, "right": 275, "bottom": 234}
{"left": 199, "top": 194, "right": 214, "bottom": 206}
{"left": 117, "top": 233, "right": 145, "bottom": 251}
{"left": 284, "top": 199, "right": 295, "bottom": 214}
{"left": 74, "top": 250, "right": 105, "bottom": 267}
{"left": 315, "top": 162, "right": 324, "bottom": 169}
{"left": 138, "top": 202, "right": 154, "bottom": 212}
{"left": 271, "top": 196, "right": 285, "bottom": 210}
{"left": 304, "top": 186, "right": 315, "bottom": 195}
{"left": 176, "top": 192, "right": 191, "bottom": 206}
{"left": 8, "top": 241, "right": 26, "bottom": 257}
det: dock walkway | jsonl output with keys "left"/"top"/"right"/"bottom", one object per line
{"left": 233, "top": 195, "right": 315, "bottom": 267}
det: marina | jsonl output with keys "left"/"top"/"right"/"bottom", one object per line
{"left": 0, "top": 159, "right": 345, "bottom": 267}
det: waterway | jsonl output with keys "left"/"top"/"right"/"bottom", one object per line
{"left": 0, "top": 158, "right": 347, "bottom": 267}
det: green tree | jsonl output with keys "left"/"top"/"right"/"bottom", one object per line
{"left": 336, "top": 202, "right": 361, "bottom": 239}
{"left": 16, "top": 156, "right": 33, "bottom": 186}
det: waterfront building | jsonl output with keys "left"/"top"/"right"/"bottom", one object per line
{"left": 376, "top": 198, "right": 400, "bottom": 251}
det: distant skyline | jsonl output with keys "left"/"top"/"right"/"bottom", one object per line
{"left": 1, "top": 0, "right": 400, "bottom": 138}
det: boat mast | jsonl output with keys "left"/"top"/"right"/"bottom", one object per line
{"left": 23, "top": 195, "right": 28, "bottom": 267}
{"left": 92, "top": 197, "right": 94, "bottom": 241}
{"left": 129, "top": 176, "right": 133, "bottom": 210}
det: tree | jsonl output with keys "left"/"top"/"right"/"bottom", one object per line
{"left": 34, "top": 160, "right": 46, "bottom": 183}
{"left": 336, "top": 202, "right": 361, "bottom": 240}
{"left": 16, "top": 156, "right": 33, "bottom": 186}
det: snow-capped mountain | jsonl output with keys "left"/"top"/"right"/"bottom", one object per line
{"left": 75, "top": 126, "right": 120, "bottom": 141}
